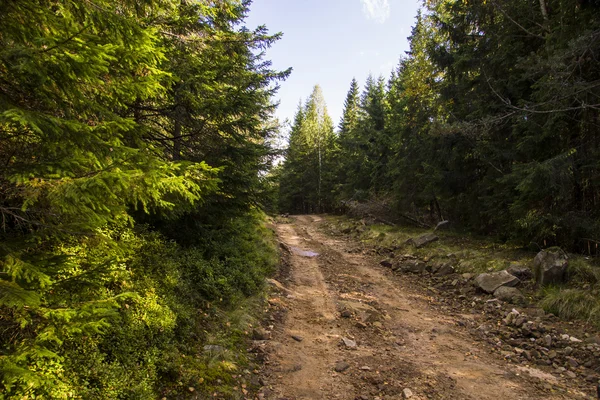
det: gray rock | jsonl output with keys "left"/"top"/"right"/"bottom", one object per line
{"left": 402, "top": 388, "right": 414, "bottom": 399}
{"left": 380, "top": 260, "right": 393, "bottom": 268}
{"left": 544, "top": 334, "right": 552, "bottom": 348}
{"left": 340, "top": 309, "right": 353, "bottom": 318}
{"left": 533, "top": 248, "right": 568, "bottom": 286}
{"left": 291, "top": 335, "right": 303, "bottom": 342}
{"left": 408, "top": 233, "right": 439, "bottom": 248}
{"left": 401, "top": 260, "right": 427, "bottom": 274}
{"left": 252, "top": 327, "right": 270, "bottom": 340}
{"left": 435, "top": 263, "right": 455, "bottom": 276}
{"left": 585, "top": 335, "right": 600, "bottom": 345}
{"left": 493, "top": 286, "right": 525, "bottom": 304}
{"left": 507, "top": 264, "right": 533, "bottom": 281}
{"left": 334, "top": 361, "right": 350, "bottom": 372}
{"left": 341, "top": 337, "right": 357, "bottom": 349}
{"left": 475, "top": 270, "right": 520, "bottom": 293}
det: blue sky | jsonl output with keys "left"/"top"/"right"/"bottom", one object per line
{"left": 245, "top": 0, "right": 421, "bottom": 128}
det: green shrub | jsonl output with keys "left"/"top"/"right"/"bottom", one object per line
{"left": 0, "top": 212, "right": 277, "bottom": 399}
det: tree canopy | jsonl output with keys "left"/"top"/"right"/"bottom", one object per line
{"left": 278, "top": 0, "right": 600, "bottom": 252}
{"left": 0, "top": 0, "right": 288, "bottom": 397}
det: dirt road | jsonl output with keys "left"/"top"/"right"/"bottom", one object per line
{"left": 256, "top": 215, "right": 591, "bottom": 399}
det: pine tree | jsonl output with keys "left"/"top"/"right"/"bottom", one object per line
{"left": 279, "top": 86, "right": 336, "bottom": 213}
{"left": 335, "top": 79, "right": 361, "bottom": 200}
{"left": 279, "top": 102, "right": 309, "bottom": 212}
{"left": 0, "top": 0, "right": 288, "bottom": 395}
{"left": 336, "top": 74, "right": 389, "bottom": 199}
{"left": 339, "top": 78, "right": 361, "bottom": 134}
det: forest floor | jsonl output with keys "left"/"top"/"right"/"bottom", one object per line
{"left": 253, "top": 215, "right": 597, "bottom": 400}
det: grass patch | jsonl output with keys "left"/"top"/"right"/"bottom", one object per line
{"left": 539, "top": 287, "right": 600, "bottom": 328}
{"left": 568, "top": 257, "right": 600, "bottom": 285}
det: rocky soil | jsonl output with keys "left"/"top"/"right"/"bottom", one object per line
{"left": 252, "top": 215, "right": 600, "bottom": 399}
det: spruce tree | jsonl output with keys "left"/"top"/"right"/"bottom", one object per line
{"left": 339, "top": 78, "right": 361, "bottom": 134}
{"left": 0, "top": 0, "right": 288, "bottom": 395}
{"left": 279, "top": 86, "right": 336, "bottom": 213}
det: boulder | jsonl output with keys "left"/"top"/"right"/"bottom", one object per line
{"left": 533, "top": 248, "right": 568, "bottom": 286}
{"left": 493, "top": 286, "right": 525, "bottom": 304}
{"left": 507, "top": 263, "right": 533, "bottom": 281}
{"left": 474, "top": 270, "right": 520, "bottom": 293}
{"left": 408, "top": 233, "right": 439, "bottom": 248}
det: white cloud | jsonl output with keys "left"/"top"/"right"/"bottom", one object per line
{"left": 360, "top": 0, "right": 391, "bottom": 24}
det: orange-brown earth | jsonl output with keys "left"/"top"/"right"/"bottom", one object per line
{"left": 253, "top": 215, "right": 595, "bottom": 400}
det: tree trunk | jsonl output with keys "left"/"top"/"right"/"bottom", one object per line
{"left": 539, "top": 0, "right": 548, "bottom": 23}
{"left": 172, "top": 105, "right": 184, "bottom": 161}
{"left": 172, "top": 118, "right": 181, "bottom": 161}
{"left": 318, "top": 139, "right": 322, "bottom": 213}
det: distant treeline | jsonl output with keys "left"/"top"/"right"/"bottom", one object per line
{"left": 279, "top": 0, "right": 600, "bottom": 252}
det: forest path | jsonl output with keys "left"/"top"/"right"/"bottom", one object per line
{"left": 258, "top": 215, "right": 588, "bottom": 400}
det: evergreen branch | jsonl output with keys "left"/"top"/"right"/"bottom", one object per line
{"left": 485, "top": 77, "right": 600, "bottom": 114}
{"left": 39, "top": 25, "right": 91, "bottom": 54}
{"left": 49, "top": 259, "right": 116, "bottom": 289}
{"left": 490, "top": 1, "right": 546, "bottom": 39}
{"left": 0, "top": 207, "right": 91, "bottom": 236}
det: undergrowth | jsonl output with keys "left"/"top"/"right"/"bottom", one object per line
{"left": 0, "top": 211, "right": 277, "bottom": 399}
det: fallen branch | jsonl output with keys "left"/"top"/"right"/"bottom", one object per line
{"left": 398, "top": 213, "right": 430, "bottom": 229}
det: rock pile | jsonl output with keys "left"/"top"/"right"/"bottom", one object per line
{"left": 375, "top": 249, "right": 600, "bottom": 389}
